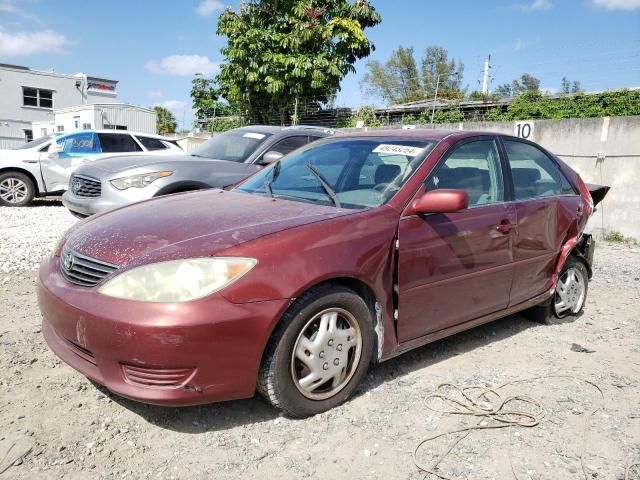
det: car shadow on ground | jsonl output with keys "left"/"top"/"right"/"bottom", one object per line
{"left": 98, "top": 310, "right": 578, "bottom": 433}
{"left": 29, "top": 198, "right": 63, "bottom": 207}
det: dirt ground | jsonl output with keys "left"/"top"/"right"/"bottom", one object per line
{"left": 1, "top": 242, "right": 639, "bottom": 479}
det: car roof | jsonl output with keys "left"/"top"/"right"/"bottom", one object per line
{"left": 55, "top": 130, "right": 174, "bottom": 140}
{"left": 237, "top": 125, "right": 334, "bottom": 136}
{"left": 340, "top": 129, "right": 498, "bottom": 141}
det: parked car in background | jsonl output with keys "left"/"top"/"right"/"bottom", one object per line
{"left": 62, "top": 125, "right": 334, "bottom": 218}
{"left": 0, "top": 130, "right": 182, "bottom": 207}
{"left": 39, "top": 130, "right": 607, "bottom": 417}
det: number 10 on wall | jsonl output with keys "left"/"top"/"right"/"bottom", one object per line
{"left": 514, "top": 121, "right": 534, "bottom": 140}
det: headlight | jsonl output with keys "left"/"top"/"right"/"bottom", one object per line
{"left": 97, "top": 257, "right": 257, "bottom": 302}
{"left": 109, "top": 171, "right": 172, "bottom": 190}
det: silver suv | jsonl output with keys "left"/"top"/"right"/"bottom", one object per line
{"left": 62, "top": 125, "right": 334, "bottom": 218}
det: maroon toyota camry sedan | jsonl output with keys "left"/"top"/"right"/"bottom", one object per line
{"left": 38, "top": 130, "right": 607, "bottom": 417}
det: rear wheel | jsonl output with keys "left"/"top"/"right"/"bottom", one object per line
{"left": 0, "top": 172, "right": 35, "bottom": 207}
{"left": 527, "top": 256, "right": 589, "bottom": 324}
{"left": 258, "top": 284, "right": 374, "bottom": 417}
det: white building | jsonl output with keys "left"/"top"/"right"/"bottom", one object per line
{"left": 32, "top": 103, "right": 157, "bottom": 138}
{"left": 0, "top": 63, "right": 156, "bottom": 148}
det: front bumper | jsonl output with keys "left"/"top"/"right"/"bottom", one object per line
{"left": 62, "top": 184, "right": 161, "bottom": 217}
{"left": 38, "top": 255, "right": 289, "bottom": 406}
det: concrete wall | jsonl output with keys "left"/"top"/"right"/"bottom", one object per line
{"left": 347, "top": 116, "right": 640, "bottom": 239}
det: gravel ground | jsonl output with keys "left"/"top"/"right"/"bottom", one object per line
{"left": 1, "top": 204, "right": 639, "bottom": 479}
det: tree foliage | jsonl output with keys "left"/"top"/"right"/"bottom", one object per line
{"left": 494, "top": 73, "right": 541, "bottom": 98}
{"left": 561, "top": 76, "right": 583, "bottom": 95}
{"left": 361, "top": 45, "right": 464, "bottom": 104}
{"left": 154, "top": 106, "right": 177, "bottom": 135}
{"left": 215, "top": 0, "right": 381, "bottom": 124}
{"left": 190, "top": 77, "right": 234, "bottom": 121}
{"left": 484, "top": 89, "right": 640, "bottom": 121}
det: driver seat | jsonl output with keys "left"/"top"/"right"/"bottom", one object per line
{"left": 374, "top": 164, "right": 401, "bottom": 187}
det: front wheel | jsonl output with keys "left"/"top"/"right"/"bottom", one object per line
{"left": 0, "top": 172, "right": 35, "bottom": 207}
{"left": 258, "top": 284, "right": 374, "bottom": 417}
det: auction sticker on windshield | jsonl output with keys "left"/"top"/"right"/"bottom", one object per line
{"left": 243, "top": 132, "right": 266, "bottom": 140}
{"left": 372, "top": 144, "right": 424, "bottom": 156}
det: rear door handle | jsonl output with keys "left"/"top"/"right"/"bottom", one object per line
{"left": 495, "top": 219, "right": 515, "bottom": 234}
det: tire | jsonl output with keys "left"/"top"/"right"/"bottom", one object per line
{"left": 0, "top": 172, "right": 36, "bottom": 207}
{"left": 258, "top": 284, "right": 374, "bottom": 418}
{"left": 526, "top": 255, "right": 589, "bottom": 324}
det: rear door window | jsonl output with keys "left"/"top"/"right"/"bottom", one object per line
{"left": 268, "top": 135, "right": 309, "bottom": 156}
{"left": 136, "top": 136, "right": 169, "bottom": 151}
{"left": 503, "top": 140, "right": 575, "bottom": 200}
{"left": 98, "top": 133, "right": 142, "bottom": 153}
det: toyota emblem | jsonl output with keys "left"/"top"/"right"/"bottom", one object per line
{"left": 63, "top": 252, "right": 75, "bottom": 271}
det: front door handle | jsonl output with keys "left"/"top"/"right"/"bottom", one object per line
{"left": 495, "top": 219, "right": 515, "bottom": 234}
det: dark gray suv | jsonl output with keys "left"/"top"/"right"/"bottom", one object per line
{"left": 62, "top": 125, "right": 334, "bottom": 217}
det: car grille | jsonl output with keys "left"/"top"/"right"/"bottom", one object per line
{"left": 60, "top": 249, "right": 118, "bottom": 287}
{"left": 70, "top": 174, "right": 101, "bottom": 198}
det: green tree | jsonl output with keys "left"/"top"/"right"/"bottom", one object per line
{"left": 360, "top": 44, "right": 465, "bottom": 104}
{"left": 154, "top": 106, "right": 177, "bottom": 135}
{"left": 191, "top": 76, "right": 233, "bottom": 121}
{"left": 494, "top": 83, "right": 513, "bottom": 98}
{"left": 511, "top": 73, "right": 540, "bottom": 96}
{"left": 421, "top": 45, "right": 465, "bottom": 99}
{"left": 215, "top": 0, "right": 381, "bottom": 125}
{"left": 561, "top": 77, "right": 583, "bottom": 95}
{"left": 361, "top": 46, "right": 422, "bottom": 104}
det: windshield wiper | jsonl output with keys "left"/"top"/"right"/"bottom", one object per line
{"left": 304, "top": 162, "right": 341, "bottom": 208}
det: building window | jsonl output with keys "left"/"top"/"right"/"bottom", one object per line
{"left": 56, "top": 125, "right": 64, "bottom": 133}
{"left": 23, "top": 87, "right": 53, "bottom": 109}
{"left": 73, "top": 116, "right": 80, "bottom": 129}
{"left": 82, "top": 123, "right": 92, "bottom": 130}
{"left": 40, "top": 128, "right": 48, "bottom": 136}
{"left": 24, "top": 129, "right": 33, "bottom": 142}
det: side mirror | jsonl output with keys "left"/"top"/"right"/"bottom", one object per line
{"left": 259, "top": 150, "right": 284, "bottom": 165}
{"left": 406, "top": 189, "right": 469, "bottom": 216}
{"left": 48, "top": 141, "right": 63, "bottom": 159}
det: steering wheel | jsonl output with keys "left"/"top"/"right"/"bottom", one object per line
{"left": 374, "top": 183, "right": 401, "bottom": 194}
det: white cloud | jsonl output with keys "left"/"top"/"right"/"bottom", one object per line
{"left": 147, "top": 89, "right": 163, "bottom": 98}
{"left": 514, "top": 39, "right": 529, "bottom": 50}
{"left": 0, "top": 29, "right": 69, "bottom": 57}
{"left": 162, "top": 100, "right": 187, "bottom": 112}
{"left": 195, "top": 0, "right": 224, "bottom": 16}
{"left": 591, "top": 0, "right": 640, "bottom": 9}
{"left": 519, "top": 0, "right": 553, "bottom": 12}
{"left": 0, "top": 0, "right": 41, "bottom": 22}
{"left": 145, "top": 54, "right": 219, "bottom": 76}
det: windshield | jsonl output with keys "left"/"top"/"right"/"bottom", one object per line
{"left": 13, "top": 136, "right": 52, "bottom": 150}
{"left": 189, "top": 130, "right": 272, "bottom": 162}
{"left": 236, "top": 138, "right": 437, "bottom": 209}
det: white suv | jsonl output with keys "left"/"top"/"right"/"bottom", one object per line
{"left": 0, "top": 130, "right": 183, "bottom": 207}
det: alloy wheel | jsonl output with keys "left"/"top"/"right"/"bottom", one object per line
{"left": 0, "top": 177, "right": 29, "bottom": 204}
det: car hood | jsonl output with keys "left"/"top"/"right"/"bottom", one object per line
{"left": 92, "top": 154, "right": 218, "bottom": 174}
{"left": 66, "top": 189, "right": 353, "bottom": 267}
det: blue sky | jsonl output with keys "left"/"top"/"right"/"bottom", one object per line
{"left": 1, "top": 0, "right": 639, "bottom": 129}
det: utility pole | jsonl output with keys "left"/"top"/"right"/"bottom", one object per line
{"left": 481, "top": 55, "right": 491, "bottom": 95}
{"left": 430, "top": 74, "right": 440, "bottom": 126}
